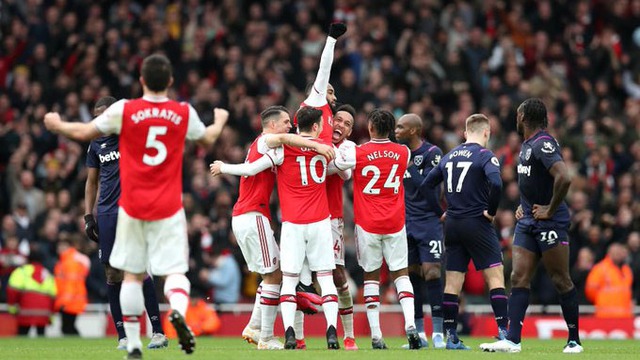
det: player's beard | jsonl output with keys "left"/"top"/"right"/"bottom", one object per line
{"left": 516, "top": 121, "right": 524, "bottom": 136}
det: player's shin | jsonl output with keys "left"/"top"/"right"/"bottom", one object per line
{"left": 249, "top": 283, "right": 263, "bottom": 330}
{"left": 121, "top": 280, "right": 145, "bottom": 352}
{"left": 425, "top": 278, "right": 444, "bottom": 334}
{"left": 164, "top": 274, "right": 190, "bottom": 317}
{"left": 559, "top": 287, "right": 581, "bottom": 344}
{"left": 337, "top": 283, "right": 354, "bottom": 338}
{"left": 317, "top": 271, "right": 339, "bottom": 328}
{"left": 506, "top": 288, "right": 530, "bottom": 344}
{"left": 280, "top": 274, "right": 299, "bottom": 331}
{"left": 259, "top": 283, "right": 280, "bottom": 341}
{"left": 364, "top": 280, "right": 382, "bottom": 340}
{"left": 142, "top": 275, "right": 163, "bottom": 334}
{"left": 409, "top": 273, "right": 425, "bottom": 334}
{"left": 394, "top": 275, "right": 416, "bottom": 330}
{"left": 107, "top": 281, "right": 127, "bottom": 340}
{"left": 489, "top": 288, "right": 509, "bottom": 334}
{"left": 442, "top": 293, "right": 460, "bottom": 342}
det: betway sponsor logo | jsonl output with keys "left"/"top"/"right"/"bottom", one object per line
{"left": 517, "top": 164, "right": 531, "bottom": 176}
{"left": 99, "top": 151, "right": 120, "bottom": 163}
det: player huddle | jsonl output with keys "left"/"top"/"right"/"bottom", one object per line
{"left": 42, "top": 22, "right": 583, "bottom": 359}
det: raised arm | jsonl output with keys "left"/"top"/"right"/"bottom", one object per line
{"left": 304, "top": 23, "right": 347, "bottom": 107}
{"left": 44, "top": 112, "right": 102, "bottom": 142}
{"left": 196, "top": 108, "right": 230, "bottom": 147}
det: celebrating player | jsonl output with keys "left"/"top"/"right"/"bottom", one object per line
{"left": 295, "top": 22, "right": 347, "bottom": 142}
{"left": 292, "top": 22, "right": 346, "bottom": 348}
{"left": 423, "top": 114, "right": 507, "bottom": 350}
{"left": 84, "top": 96, "right": 167, "bottom": 350}
{"left": 326, "top": 104, "right": 358, "bottom": 350}
{"left": 394, "top": 114, "right": 445, "bottom": 349}
{"left": 212, "top": 107, "right": 341, "bottom": 350}
{"left": 210, "top": 105, "right": 334, "bottom": 350}
{"left": 480, "top": 99, "right": 582, "bottom": 353}
{"left": 44, "top": 54, "right": 229, "bottom": 359}
{"left": 334, "top": 109, "right": 422, "bottom": 350}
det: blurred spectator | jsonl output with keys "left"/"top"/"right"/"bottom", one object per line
{"left": 570, "top": 247, "right": 595, "bottom": 305}
{"left": 585, "top": 243, "right": 633, "bottom": 318}
{"left": 0, "top": 234, "right": 28, "bottom": 301}
{"left": 6, "top": 249, "right": 56, "bottom": 336}
{"left": 199, "top": 249, "right": 241, "bottom": 304}
{"left": 627, "top": 232, "right": 640, "bottom": 301}
{"left": 54, "top": 236, "right": 89, "bottom": 335}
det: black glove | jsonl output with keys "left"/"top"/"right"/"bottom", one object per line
{"left": 328, "top": 23, "right": 347, "bottom": 39}
{"left": 84, "top": 214, "right": 99, "bottom": 243}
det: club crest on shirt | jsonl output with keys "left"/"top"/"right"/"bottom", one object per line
{"left": 541, "top": 141, "right": 555, "bottom": 154}
{"left": 525, "top": 148, "right": 532, "bottom": 160}
{"left": 431, "top": 154, "right": 441, "bottom": 166}
{"left": 413, "top": 155, "right": 423, "bottom": 166}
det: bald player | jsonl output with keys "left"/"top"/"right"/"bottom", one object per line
{"left": 394, "top": 114, "right": 445, "bottom": 349}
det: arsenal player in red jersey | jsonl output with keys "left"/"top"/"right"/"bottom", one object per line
{"left": 334, "top": 109, "right": 422, "bottom": 350}
{"left": 212, "top": 105, "right": 333, "bottom": 350}
{"left": 212, "top": 107, "right": 346, "bottom": 350}
{"left": 44, "top": 54, "right": 227, "bottom": 358}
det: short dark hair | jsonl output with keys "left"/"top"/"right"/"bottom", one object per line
{"left": 94, "top": 96, "right": 117, "bottom": 110}
{"left": 296, "top": 106, "right": 323, "bottom": 132}
{"left": 260, "top": 105, "right": 289, "bottom": 128}
{"left": 335, "top": 104, "right": 356, "bottom": 118}
{"left": 141, "top": 54, "right": 172, "bottom": 92}
{"left": 518, "top": 98, "right": 548, "bottom": 129}
{"left": 368, "top": 109, "right": 395, "bottom": 137}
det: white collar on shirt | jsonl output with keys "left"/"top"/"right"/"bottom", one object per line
{"left": 142, "top": 94, "right": 169, "bottom": 102}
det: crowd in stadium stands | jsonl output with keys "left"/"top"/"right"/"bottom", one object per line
{"left": 1, "top": 0, "right": 640, "bottom": 316}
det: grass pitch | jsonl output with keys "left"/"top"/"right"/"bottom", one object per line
{"left": 0, "top": 336, "right": 636, "bottom": 359}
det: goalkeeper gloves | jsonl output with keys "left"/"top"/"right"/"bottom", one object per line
{"left": 328, "top": 23, "right": 347, "bottom": 39}
{"left": 84, "top": 214, "right": 99, "bottom": 243}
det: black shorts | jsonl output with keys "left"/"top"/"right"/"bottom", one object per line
{"left": 514, "top": 221, "right": 569, "bottom": 255}
{"left": 444, "top": 216, "right": 502, "bottom": 272}
{"left": 97, "top": 213, "right": 118, "bottom": 265}
{"left": 407, "top": 218, "right": 443, "bottom": 265}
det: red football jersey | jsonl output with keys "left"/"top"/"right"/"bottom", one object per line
{"left": 326, "top": 173, "right": 344, "bottom": 219}
{"left": 274, "top": 137, "right": 330, "bottom": 224}
{"left": 295, "top": 102, "right": 333, "bottom": 144}
{"left": 337, "top": 139, "right": 410, "bottom": 234}
{"left": 94, "top": 96, "right": 205, "bottom": 220}
{"left": 232, "top": 134, "right": 276, "bottom": 219}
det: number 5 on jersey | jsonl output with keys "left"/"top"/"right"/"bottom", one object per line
{"left": 143, "top": 126, "right": 168, "bottom": 166}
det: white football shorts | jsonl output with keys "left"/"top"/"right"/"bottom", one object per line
{"left": 355, "top": 224, "right": 408, "bottom": 272}
{"left": 331, "top": 217, "right": 345, "bottom": 266}
{"left": 280, "top": 217, "right": 335, "bottom": 274}
{"left": 232, "top": 212, "right": 280, "bottom": 274}
{"left": 110, "top": 207, "right": 189, "bottom": 276}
